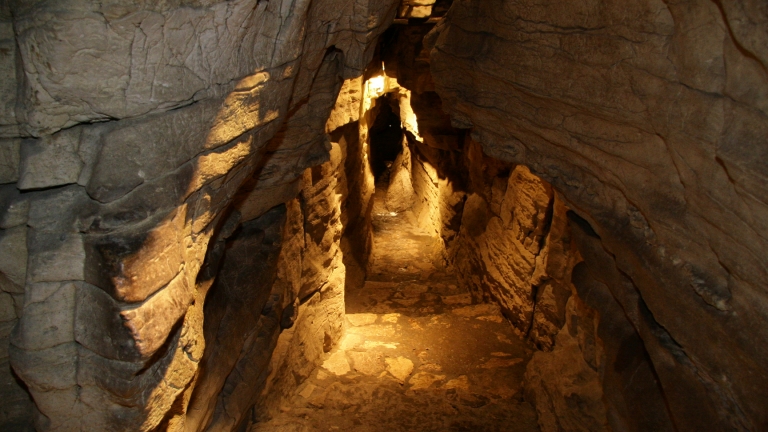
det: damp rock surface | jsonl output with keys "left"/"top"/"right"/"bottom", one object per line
{"left": 252, "top": 184, "right": 539, "bottom": 432}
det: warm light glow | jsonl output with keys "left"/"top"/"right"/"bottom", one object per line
{"left": 368, "top": 75, "right": 386, "bottom": 97}
{"left": 397, "top": 88, "right": 422, "bottom": 142}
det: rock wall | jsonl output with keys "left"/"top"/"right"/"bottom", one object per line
{"left": 249, "top": 137, "right": 353, "bottom": 426}
{"left": 379, "top": 21, "right": 577, "bottom": 352}
{"left": 384, "top": 137, "right": 415, "bottom": 212}
{"left": 379, "top": 15, "right": 682, "bottom": 430}
{"left": 183, "top": 205, "right": 290, "bottom": 432}
{"left": 0, "top": 0, "right": 396, "bottom": 429}
{"left": 328, "top": 75, "right": 379, "bottom": 290}
{"left": 428, "top": 0, "right": 768, "bottom": 429}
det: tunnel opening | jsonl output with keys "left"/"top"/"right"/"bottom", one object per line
{"left": 250, "top": 18, "right": 582, "bottom": 431}
{"left": 368, "top": 98, "right": 404, "bottom": 183}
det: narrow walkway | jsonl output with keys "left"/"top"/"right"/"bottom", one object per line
{"left": 256, "top": 186, "right": 539, "bottom": 432}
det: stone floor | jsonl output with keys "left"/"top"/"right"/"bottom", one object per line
{"left": 253, "top": 186, "right": 540, "bottom": 432}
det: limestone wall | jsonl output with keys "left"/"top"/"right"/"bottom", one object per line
{"left": 0, "top": 0, "right": 396, "bottom": 429}
{"left": 379, "top": 15, "right": 678, "bottom": 430}
{"left": 428, "top": 0, "right": 768, "bottom": 429}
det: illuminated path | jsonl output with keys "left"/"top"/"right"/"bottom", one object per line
{"left": 254, "top": 186, "right": 540, "bottom": 432}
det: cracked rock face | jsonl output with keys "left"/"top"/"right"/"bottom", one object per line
{"left": 0, "top": 0, "right": 396, "bottom": 430}
{"left": 1, "top": 0, "right": 767, "bottom": 430}
{"left": 428, "top": 0, "right": 768, "bottom": 429}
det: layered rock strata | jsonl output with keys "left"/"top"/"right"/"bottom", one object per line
{"left": 0, "top": 0, "right": 396, "bottom": 429}
{"left": 428, "top": 0, "right": 768, "bottom": 429}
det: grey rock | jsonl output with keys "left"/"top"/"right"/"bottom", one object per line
{"left": 0, "top": 21, "right": 18, "bottom": 138}
{"left": 0, "top": 321, "right": 13, "bottom": 359}
{"left": 93, "top": 162, "right": 195, "bottom": 231}
{"left": 9, "top": 342, "right": 78, "bottom": 408}
{"left": 11, "top": 0, "right": 313, "bottom": 135}
{"left": 26, "top": 232, "right": 85, "bottom": 283}
{"left": 12, "top": 282, "right": 75, "bottom": 351}
{"left": 429, "top": 0, "right": 768, "bottom": 428}
{"left": 0, "top": 226, "right": 27, "bottom": 289}
{"left": 76, "top": 124, "right": 109, "bottom": 187}
{"left": 18, "top": 128, "right": 84, "bottom": 190}
{"left": 74, "top": 282, "right": 140, "bottom": 362}
{"left": 86, "top": 99, "right": 228, "bottom": 203}
{"left": 26, "top": 185, "right": 96, "bottom": 233}
{"left": 84, "top": 206, "right": 185, "bottom": 303}
{"left": 0, "top": 359, "right": 34, "bottom": 431}
{"left": 0, "top": 139, "right": 19, "bottom": 184}
{"left": 4, "top": 0, "right": 398, "bottom": 429}
{"left": 0, "top": 186, "right": 30, "bottom": 229}
{"left": 0, "top": 292, "right": 15, "bottom": 322}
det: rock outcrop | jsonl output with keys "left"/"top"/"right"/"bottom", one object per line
{"left": 0, "top": 0, "right": 396, "bottom": 429}
{"left": 428, "top": 0, "right": 768, "bottom": 429}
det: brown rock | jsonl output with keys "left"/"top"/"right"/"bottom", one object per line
{"left": 524, "top": 303, "right": 609, "bottom": 432}
{"left": 408, "top": 372, "right": 445, "bottom": 391}
{"left": 385, "top": 140, "right": 415, "bottom": 213}
{"left": 429, "top": 0, "right": 768, "bottom": 428}
{"left": 349, "top": 351, "right": 385, "bottom": 376}
{"left": 385, "top": 356, "right": 414, "bottom": 383}
{"left": 84, "top": 206, "right": 186, "bottom": 303}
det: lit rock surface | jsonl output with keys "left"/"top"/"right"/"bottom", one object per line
{"left": 428, "top": 0, "right": 768, "bottom": 429}
{"left": 453, "top": 163, "right": 567, "bottom": 339}
{"left": 253, "top": 186, "right": 539, "bottom": 432}
{"left": 385, "top": 139, "right": 416, "bottom": 212}
{"left": 0, "top": 0, "right": 397, "bottom": 429}
{"left": 0, "top": 0, "right": 765, "bottom": 430}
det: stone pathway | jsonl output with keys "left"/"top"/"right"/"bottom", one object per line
{"left": 253, "top": 186, "right": 540, "bottom": 432}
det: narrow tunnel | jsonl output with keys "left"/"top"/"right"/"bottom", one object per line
{"left": 1, "top": 1, "right": 766, "bottom": 432}
{"left": 368, "top": 98, "right": 404, "bottom": 183}
{"left": 242, "top": 20, "right": 671, "bottom": 428}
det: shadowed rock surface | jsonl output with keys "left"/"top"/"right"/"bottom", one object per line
{"left": 428, "top": 0, "right": 768, "bottom": 429}
{"left": 0, "top": 0, "right": 766, "bottom": 430}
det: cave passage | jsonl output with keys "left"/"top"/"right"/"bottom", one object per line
{"left": 254, "top": 104, "right": 540, "bottom": 430}
{"left": 3, "top": 0, "right": 766, "bottom": 430}
{"left": 368, "top": 99, "right": 405, "bottom": 182}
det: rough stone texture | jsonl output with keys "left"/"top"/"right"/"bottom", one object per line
{"left": 183, "top": 206, "right": 288, "bottom": 432}
{"left": 379, "top": 19, "right": 672, "bottom": 431}
{"left": 2, "top": 0, "right": 764, "bottom": 430}
{"left": 527, "top": 196, "right": 581, "bottom": 351}
{"left": 254, "top": 186, "right": 539, "bottom": 432}
{"left": 385, "top": 138, "right": 415, "bottom": 212}
{"left": 379, "top": 23, "right": 468, "bottom": 260}
{"left": 18, "top": 128, "right": 85, "bottom": 190}
{"left": 183, "top": 73, "right": 374, "bottom": 429}
{"left": 0, "top": 6, "right": 18, "bottom": 139}
{"left": 0, "top": 140, "right": 20, "bottom": 184}
{"left": 398, "top": 0, "right": 436, "bottom": 18}
{"left": 10, "top": 0, "right": 398, "bottom": 137}
{"left": 524, "top": 294, "right": 609, "bottom": 432}
{"left": 453, "top": 158, "right": 578, "bottom": 349}
{"left": 0, "top": 186, "right": 29, "bottom": 229}
{"left": 429, "top": 0, "right": 768, "bottom": 429}
{"left": 246, "top": 122, "right": 373, "bottom": 426}
{"left": 326, "top": 77, "right": 363, "bottom": 133}
{"left": 1, "top": 0, "right": 398, "bottom": 429}
{"left": 332, "top": 76, "right": 377, "bottom": 291}
{"left": 0, "top": 225, "right": 33, "bottom": 430}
